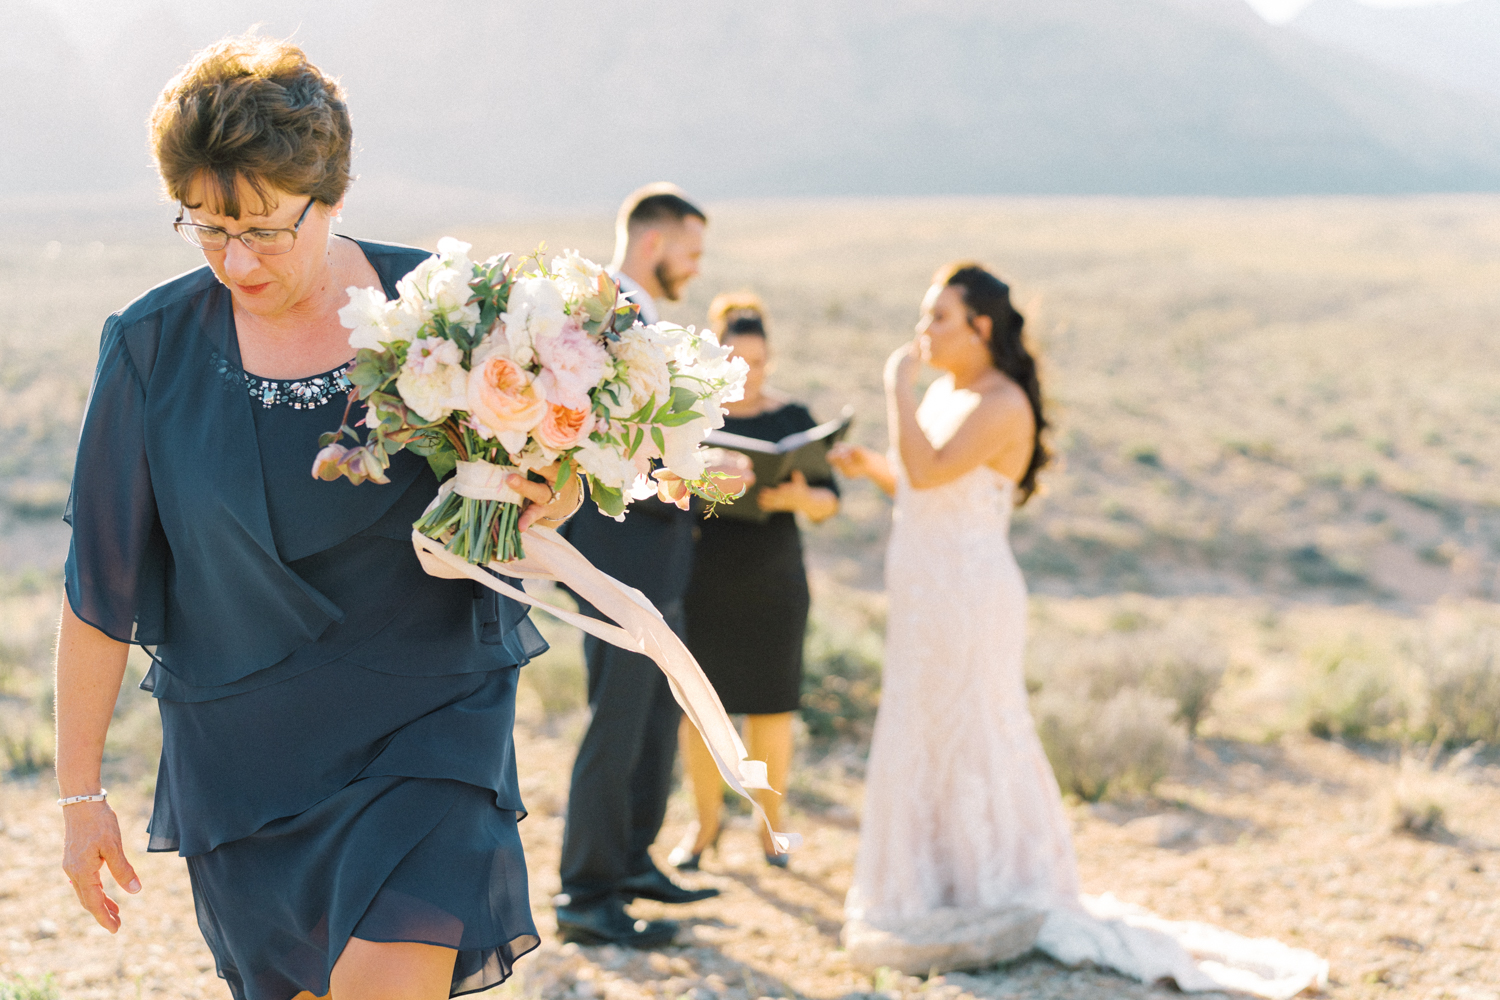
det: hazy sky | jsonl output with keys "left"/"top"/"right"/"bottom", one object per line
{"left": 1244, "top": 0, "right": 1469, "bottom": 23}
{"left": 30, "top": 0, "right": 1480, "bottom": 33}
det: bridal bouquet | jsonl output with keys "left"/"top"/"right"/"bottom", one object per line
{"left": 313, "top": 239, "right": 748, "bottom": 563}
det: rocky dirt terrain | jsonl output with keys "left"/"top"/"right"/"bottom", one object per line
{"left": 3, "top": 713, "right": 1497, "bottom": 1000}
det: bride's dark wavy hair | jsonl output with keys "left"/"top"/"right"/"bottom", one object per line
{"left": 935, "top": 261, "right": 1050, "bottom": 503}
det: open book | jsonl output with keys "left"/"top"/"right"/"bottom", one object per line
{"left": 705, "top": 407, "right": 854, "bottom": 523}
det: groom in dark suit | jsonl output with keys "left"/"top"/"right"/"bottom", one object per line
{"left": 554, "top": 184, "right": 720, "bottom": 947}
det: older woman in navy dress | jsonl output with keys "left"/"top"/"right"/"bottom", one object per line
{"left": 54, "top": 37, "right": 580, "bottom": 1000}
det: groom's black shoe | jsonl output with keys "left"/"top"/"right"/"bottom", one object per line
{"left": 618, "top": 866, "right": 720, "bottom": 904}
{"left": 555, "top": 896, "right": 679, "bottom": 948}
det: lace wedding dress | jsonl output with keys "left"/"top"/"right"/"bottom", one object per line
{"left": 842, "top": 377, "right": 1327, "bottom": 999}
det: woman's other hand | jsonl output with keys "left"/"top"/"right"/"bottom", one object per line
{"left": 828, "top": 443, "right": 897, "bottom": 498}
{"left": 511, "top": 462, "right": 583, "bottom": 532}
{"left": 62, "top": 801, "right": 140, "bottom": 933}
{"left": 757, "top": 471, "right": 839, "bottom": 522}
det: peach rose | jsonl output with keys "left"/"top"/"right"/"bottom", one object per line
{"left": 535, "top": 402, "right": 595, "bottom": 452}
{"left": 652, "top": 468, "right": 693, "bottom": 510}
{"left": 467, "top": 355, "right": 548, "bottom": 440}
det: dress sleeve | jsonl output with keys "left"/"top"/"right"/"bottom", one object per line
{"left": 63, "top": 315, "right": 168, "bottom": 645}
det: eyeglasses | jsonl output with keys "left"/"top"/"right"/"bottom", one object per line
{"left": 173, "top": 197, "right": 317, "bottom": 255}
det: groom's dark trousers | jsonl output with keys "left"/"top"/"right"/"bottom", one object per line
{"left": 557, "top": 494, "right": 696, "bottom": 907}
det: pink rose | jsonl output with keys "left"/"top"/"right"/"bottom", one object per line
{"left": 534, "top": 402, "right": 596, "bottom": 452}
{"left": 467, "top": 355, "right": 548, "bottom": 439}
{"left": 536, "top": 320, "right": 608, "bottom": 411}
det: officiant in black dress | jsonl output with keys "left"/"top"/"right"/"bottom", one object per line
{"left": 671, "top": 294, "right": 839, "bottom": 870}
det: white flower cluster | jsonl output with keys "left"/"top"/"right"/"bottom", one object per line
{"left": 335, "top": 241, "right": 746, "bottom": 520}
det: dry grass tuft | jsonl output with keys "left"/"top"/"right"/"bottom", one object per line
{"left": 1385, "top": 741, "right": 1482, "bottom": 838}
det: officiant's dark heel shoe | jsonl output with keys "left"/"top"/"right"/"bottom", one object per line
{"left": 668, "top": 823, "right": 720, "bottom": 871}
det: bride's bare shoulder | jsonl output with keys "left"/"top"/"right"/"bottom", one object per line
{"left": 973, "top": 373, "right": 1032, "bottom": 424}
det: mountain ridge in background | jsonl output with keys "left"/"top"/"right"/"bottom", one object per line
{"left": 1291, "top": 0, "right": 1500, "bottom": 101}
{"left": 7, "top": 0, "right": 1500, "bottom": 219}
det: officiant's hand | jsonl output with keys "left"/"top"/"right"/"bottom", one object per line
{"left": 706, "top": 449, "right": 755, "bottom": 496}
{"left": 511, "top": 463, "right": 584, "bottom": 532}
{"left": 758, "top": 470, "right": 839, "bottom": 522}
{"left": 652, "top": 451, "right": 755, "bottom": 510}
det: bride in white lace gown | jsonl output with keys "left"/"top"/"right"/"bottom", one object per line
{"left": 829, "top": 264, "right": 1326, "bottom": 998}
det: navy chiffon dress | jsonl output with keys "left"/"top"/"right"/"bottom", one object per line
{"left": 64, "top": 238, "right": 543, "bottom": 1000}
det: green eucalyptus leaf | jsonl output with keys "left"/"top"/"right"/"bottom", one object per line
{"left": 651, "top": 426, "right": 666, "bottom": 454}
{"left": 656, "top": 409, "right": 702, "bottom": 427}
{"left": 426, "top": 450, "right": 458, "bottom": 481}
{"left": 670, "top": 386, "right": 698, "bottom": 413}
{"left": 626, "top": 395, "right": 656, "bottom": 424}
{"left": 590, "top": 480, "right": 626, "bottom": 517}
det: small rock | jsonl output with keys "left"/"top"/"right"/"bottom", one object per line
{"left": 1123, "top": 813, "right": 1198, "bottom": 848}
{"left": 34, "top": 919, "right": 59, "bottom": 939}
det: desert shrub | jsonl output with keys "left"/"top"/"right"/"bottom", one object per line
{"left": 0, "top": 975, "right": 58, "bottom": 1000}
{"left": 1034, "top": 686, "right": 1185, "bottom": 801}
{"left": 800, "top": 604, "right": 884, "bottom": 743}
{"left": 1301, "top": 649, "right": 1408, "bottom": 741}
{"left": 1411, "top": 625, "right": 1500, "bottom": 745}
{"left": 1029, "top": 622, "right": 1227, "bottom": 738}
{"left": 1141, "top": 629, "right": 1228, "bottom": 738}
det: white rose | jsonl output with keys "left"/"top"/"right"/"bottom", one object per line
{"left": 573, "top": 436, "right": 639, "bottom": 489}
{"left": 436, "top": 237, "right": 474, "bottom": 268}
{"left": 395, "top": 363, "right": 468, "bottom": 423}
{"left": 403, "top": 336, "right": 461, "bottom": 376}
{"left": 341, "top": 285, "right": 395, "bottom": 351}
{"left": 501, "top": 277, "right": 567, "bottom": 361}
{"left": 552, "top": 249, "right": 609, "bottom": 302}
{"left": 608, "top": 333, "right": 672, "bottom": 413}
{"left": 640, "top": 321, "right": 692, "bottom": 361}
{"left": 427, "top": 266, "right": 481, "bottom": 327}
{"left": 396, "top": 255, "right": 481, "bottom": 329}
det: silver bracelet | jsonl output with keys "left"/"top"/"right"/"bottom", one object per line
{"left": 57, "top": 789, "right": 108, "bottom": 807}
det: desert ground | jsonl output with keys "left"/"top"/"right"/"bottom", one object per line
{"left": 3, "top": 197, "right": 1500, "bottom": 999}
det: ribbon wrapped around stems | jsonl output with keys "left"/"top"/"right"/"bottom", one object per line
{"left": 412, "top": 488, "right": 800, "bottom": 855}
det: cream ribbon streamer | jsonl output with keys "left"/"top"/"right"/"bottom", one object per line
{"left": 412, "top": 486, "right": 799, "bottom": 854}
{"left": 452, "top": 460, "right": 525, "bottom": 504}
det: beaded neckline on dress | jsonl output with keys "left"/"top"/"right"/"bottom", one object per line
{"left": 242, "top": 362, "right": 354, "bottom": 409}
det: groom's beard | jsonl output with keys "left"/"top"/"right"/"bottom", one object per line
{"left": 656, "top": 261, "right": 690, "bottom": 302}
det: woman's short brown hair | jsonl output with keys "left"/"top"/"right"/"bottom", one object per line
{"left": 149, "top": 35, "right": 353, "bottom": 218}
{"left": 707, "top": 291, "right": 767, "bottom": 337}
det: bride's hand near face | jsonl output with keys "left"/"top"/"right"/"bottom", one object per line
{"left": 883, "top": 342, "right": 920, "bottom": 393}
